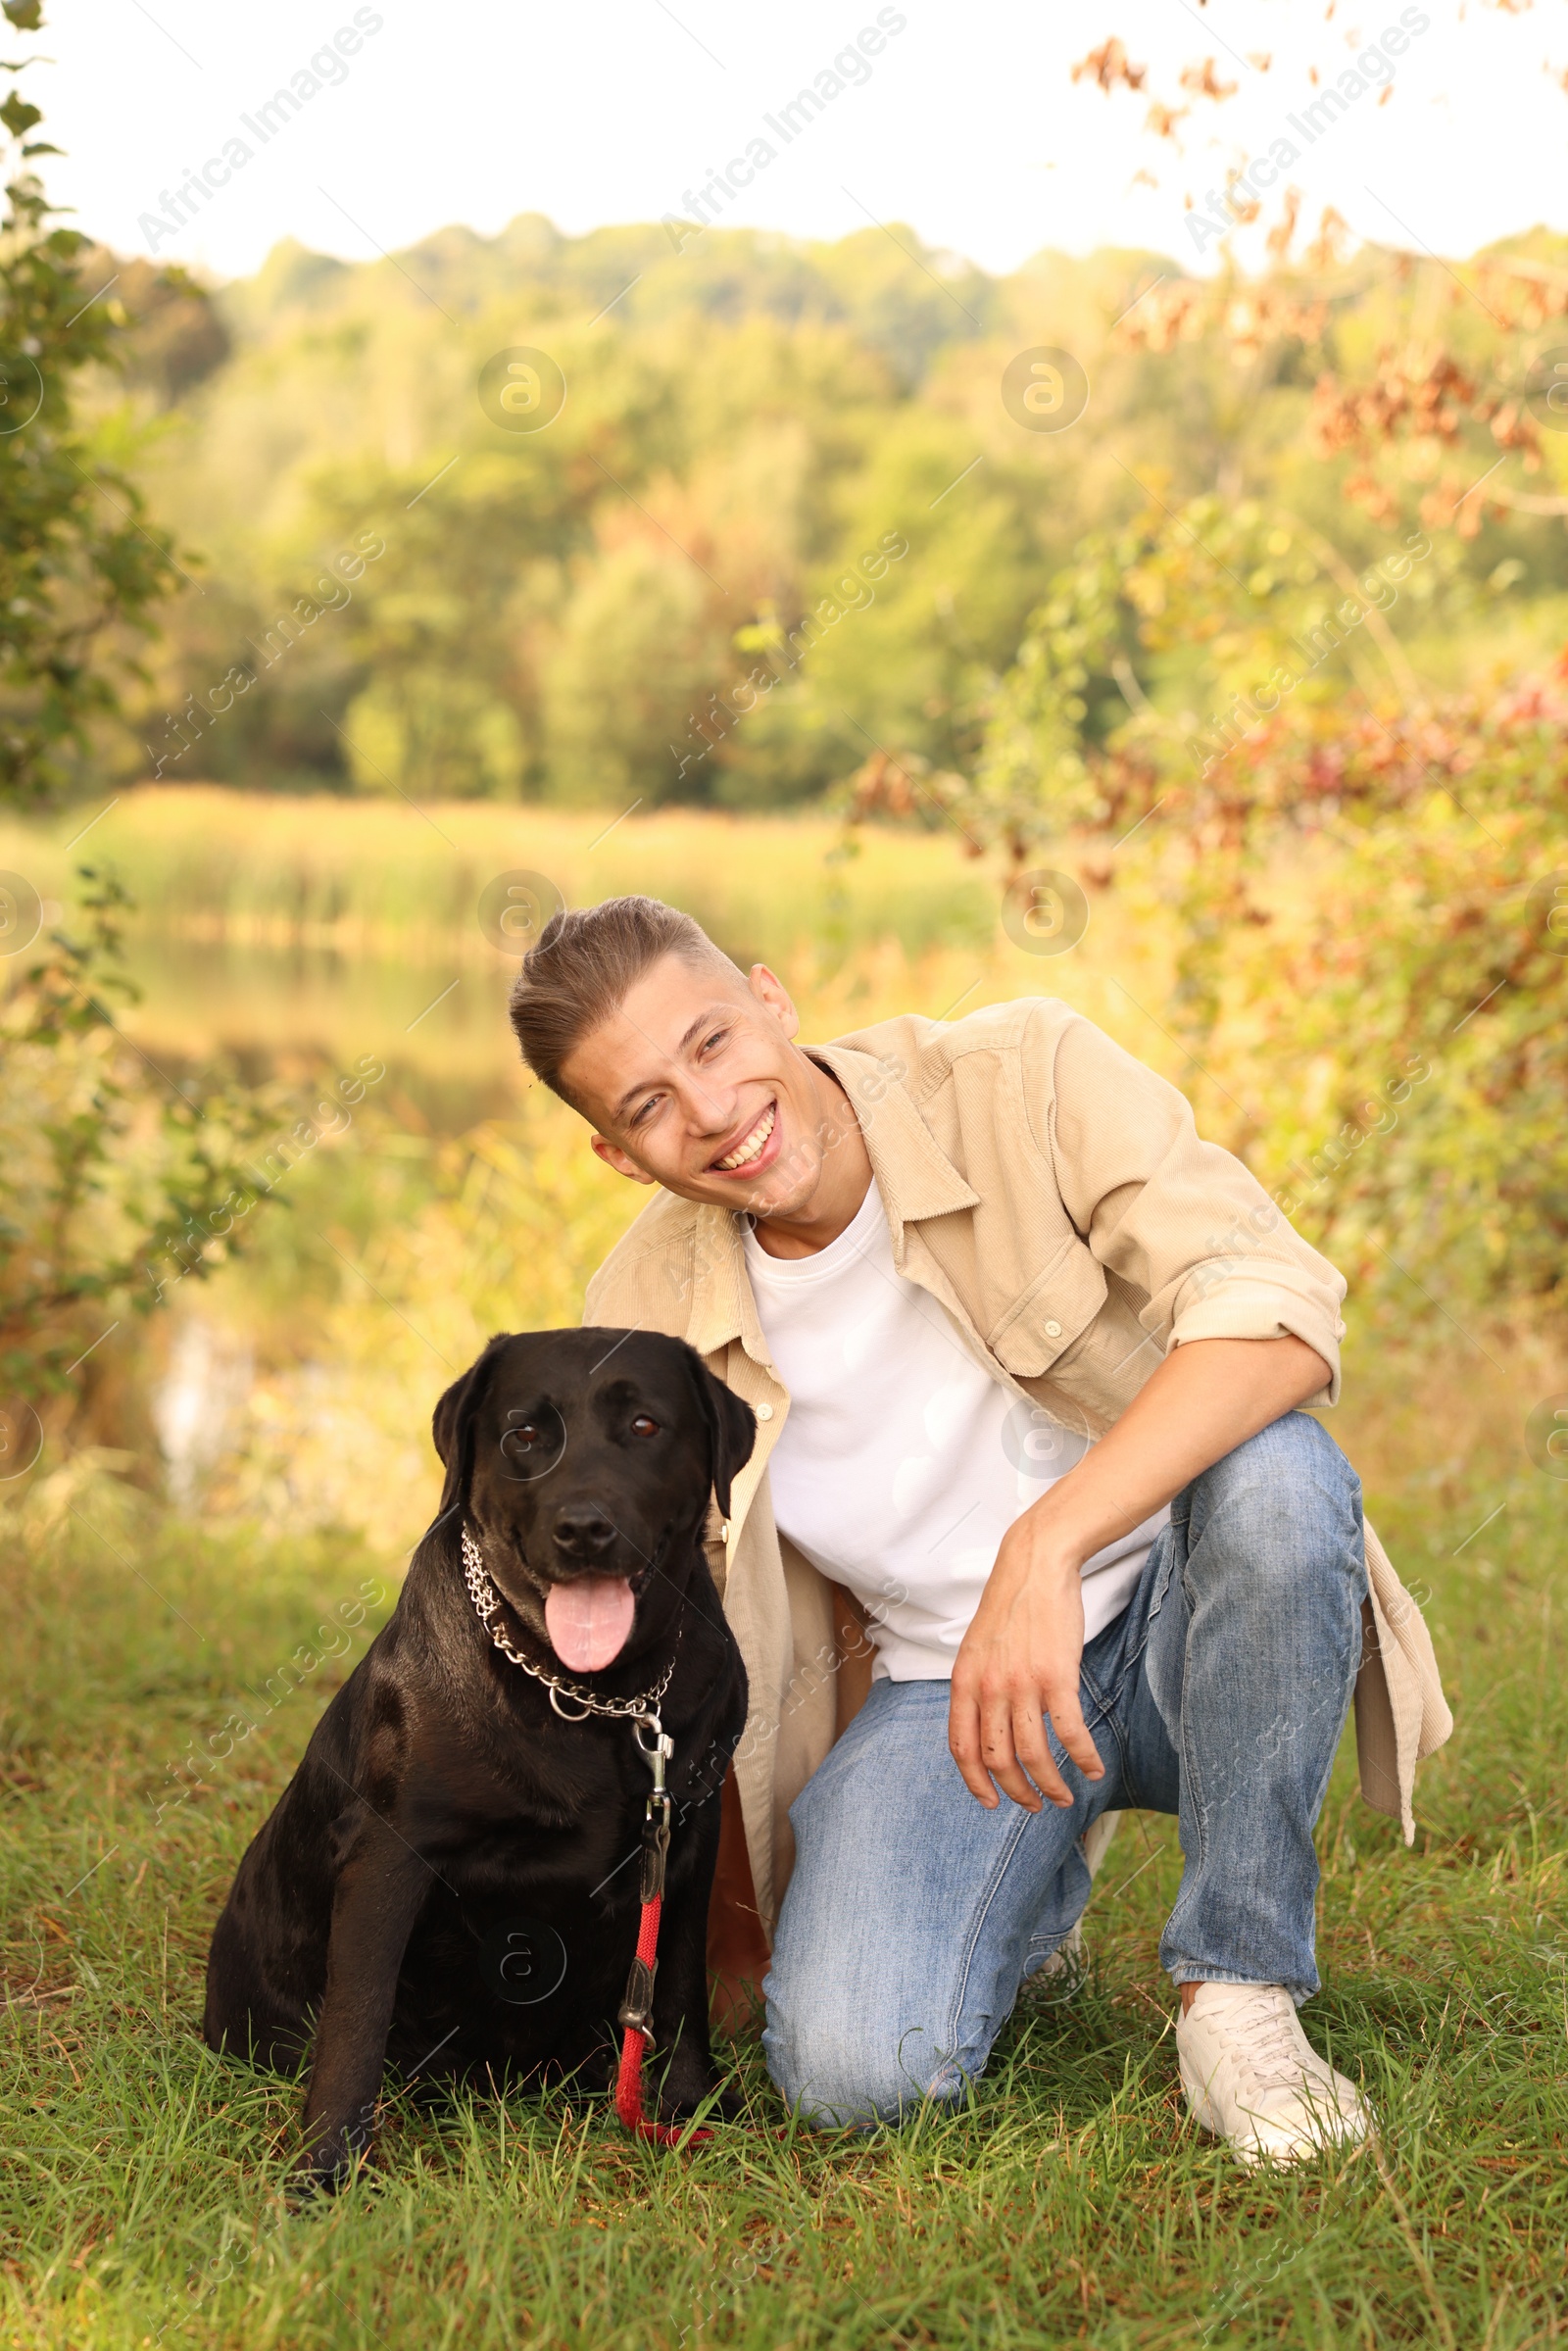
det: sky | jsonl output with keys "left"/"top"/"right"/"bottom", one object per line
{"left": 34, "top": 0, "right": 1568, "bottom": 283}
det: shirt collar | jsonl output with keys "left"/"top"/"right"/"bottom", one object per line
{"left": 812, "top": 1043, "right": 979, "bottom": 1256}
{"left": 683, "top": 1039, "right": 979, "bottom": 1356}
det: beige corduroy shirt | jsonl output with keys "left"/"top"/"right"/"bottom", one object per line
{"left": 584, "top": 997, "right": 1452, "bottom": 1941}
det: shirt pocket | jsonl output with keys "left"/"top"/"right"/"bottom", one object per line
{"left": 985, "top": 1238, "right": 1108, "bottom": 1377}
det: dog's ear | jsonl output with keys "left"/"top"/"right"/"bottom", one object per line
{"left": 691, "top": 1354, "right": 757, "bottom": 1524}
{"left": 431, "top": 1334, "right": 512, "bottom": 1519}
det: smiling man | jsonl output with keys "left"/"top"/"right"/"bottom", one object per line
{"left": 507, "top": 896, "right": 1450, "bottom": 2163}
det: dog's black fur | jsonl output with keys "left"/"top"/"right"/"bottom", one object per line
{"left": 203, "top": 1328, "right": 754, "bottom": 2187}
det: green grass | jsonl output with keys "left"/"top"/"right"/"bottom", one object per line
{"left": 4, "top": 1441, "right": 1566, "bottom": 2350}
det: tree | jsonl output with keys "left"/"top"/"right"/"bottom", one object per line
{"left": 852, "top": 483, "right": 1568, "bottom": 1321}
{"left": 0, "top": 11, "right": 277, "bottom": 1440}
{"left": 0, "top": 0, "right": 182, "bottom": 802}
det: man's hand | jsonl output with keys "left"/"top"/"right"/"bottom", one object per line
{"left": 948, "top": 1334, "right": 1334, "bottom": 1809}
{"left": 949, "top": 1506, "right": 1102, "bottom": 1811}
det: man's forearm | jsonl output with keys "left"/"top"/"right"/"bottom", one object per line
{"left": 948, "top": 1335, "right": 1333, "bottom": 1812}
{"left": 1023, "top": 1334, "right": 1332, "bottom": 1569}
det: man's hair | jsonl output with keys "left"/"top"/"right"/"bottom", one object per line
{"left": 508, "top": 895, "right": 738, "bottom": 1106}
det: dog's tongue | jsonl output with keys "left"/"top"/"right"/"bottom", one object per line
{"left": 544, "top": 1576, "right": 636, "bottom": 1672}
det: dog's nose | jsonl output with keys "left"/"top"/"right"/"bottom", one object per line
{"left": 551, "top": 1509, "right": 617, "bottom": 1561}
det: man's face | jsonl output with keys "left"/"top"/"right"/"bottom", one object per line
{"left": 560, "top": 954, "right": 839, "bottom": 1222}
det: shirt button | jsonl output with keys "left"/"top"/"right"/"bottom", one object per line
{"left": 1044, "top": 1319, "right": 1062, "bottom": 1339}
{"left": 755, "top": 1401, "right": 774, "bottom": 1421}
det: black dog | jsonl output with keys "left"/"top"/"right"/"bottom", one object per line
{"left": 203, "top": 1328, "right": 754, "bottom": 2187}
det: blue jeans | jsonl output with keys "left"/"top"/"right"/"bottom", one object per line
{"left": 761, "top": 1411, "right": 1367, "bottom": 2127}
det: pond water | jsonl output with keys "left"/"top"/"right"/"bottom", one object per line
{"left": 120, "top": 933, "right": 533, "bottom": 1133}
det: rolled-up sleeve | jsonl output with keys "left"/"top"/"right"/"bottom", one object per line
{"left": 1034, "top": 1007, "right": 1347, "bottom": 1404}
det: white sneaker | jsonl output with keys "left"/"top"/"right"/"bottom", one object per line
{"left": 1176, "top": 1982, "right": 1372, "bottom": 2168}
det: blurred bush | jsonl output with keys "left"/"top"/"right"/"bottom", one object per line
{"left": 909, "top": 493, "right": 1568, "bottom": 1319}
{"left": 0, "top": 870, "right": 280, "bottom": 1428}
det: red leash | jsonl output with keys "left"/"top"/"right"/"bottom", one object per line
{"left": 614, "top": 1715, "right": 712, "bottom": 2149}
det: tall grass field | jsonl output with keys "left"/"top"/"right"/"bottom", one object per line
{"left": 2, "top": 790, "right": 1565, "bottom": 2348}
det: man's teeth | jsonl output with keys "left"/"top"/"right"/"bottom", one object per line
{"left": 716, "top": 1104, "right": 776, "bottom": 1171}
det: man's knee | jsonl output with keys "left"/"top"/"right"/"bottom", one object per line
{"left": 1187, "top": 1411, "right": 1365, "bottom": 1597}
{"left": 762, "top": 1982, "right": 968, "bottom": 2129}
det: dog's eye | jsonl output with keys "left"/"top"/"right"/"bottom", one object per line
{"left": 630, "top": 1415, "right": 660, "bottom": 1439}
{"left": 499, "top": 1409, "right": 564, "bottom": 1482}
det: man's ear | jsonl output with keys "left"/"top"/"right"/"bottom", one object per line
{"left": 431, "top": 1333, "right": 511, "bottom": 1518}
{"left": 591, "top": 1132, "right": 657, "bottom": 1185}
{"left": 747, "top": 961, "right": 800, "bottom": 1040}
{"left": 689, "top": 1351, "right": 758, "bottom": 1523}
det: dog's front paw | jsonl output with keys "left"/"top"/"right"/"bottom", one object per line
{"left": 657, "top": 2050, "right": 741, "bottom": 2125}
{"left": 290, "top": 2129, "right": 370, "bottom": 2198}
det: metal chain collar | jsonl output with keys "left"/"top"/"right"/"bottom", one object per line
{"left": 461, "top": 1526, "right": 678, "bottom": 1727}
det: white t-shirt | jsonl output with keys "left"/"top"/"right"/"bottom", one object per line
{"left": 743, "top": 1181, "right": 1169, "bottom": 1681}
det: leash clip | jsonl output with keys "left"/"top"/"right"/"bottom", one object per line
{"left": 632, "top": 1709, "right": 674, "bottom": 1800}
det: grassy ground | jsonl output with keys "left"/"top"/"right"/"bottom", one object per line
{"left": 4, "top": 1353, "right": 1565, "bottom": 2351}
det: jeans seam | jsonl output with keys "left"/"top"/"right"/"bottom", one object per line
{"left": 1096, "top": 1528, "right": 1173, "bottom": 1708}
{"left": 1293, "top": 1540, "right": 1365, "bottom": 1829}
{"left": 1162, "top": 1554, "right": 1211, "bottom": 1960}
{"left": 1097, "top": 1633, "right": 1147, "bottom": 1719}
{"left": 1070, "top": 1668, "right": 1130, "bottom": 1794}
{"left": 1079, "top": 1661, "right": 1115, "bottom": 1731}
{"left": 940, "top": 1800, "right": 1038, "bottom": 2081}
{"left": 1089, "top": 1693, "right": 1131, "bottom": 1795}
{"left": 1099, "top": 1709, "right": 1135, "bottom": 1808}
